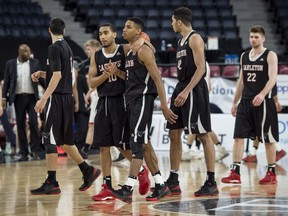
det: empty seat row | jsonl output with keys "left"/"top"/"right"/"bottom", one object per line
{"left": 0, "top": 14, "right": 50, "bottom": 27}
{"left": 0, "top": 25, "right": 49, "bottom": 38}
{"left": 75, "top": 0, "right": 230, "bottom": 8}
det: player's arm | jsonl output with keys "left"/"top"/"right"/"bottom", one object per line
{"left": 231, "top": 53, "right": 244, "bottom": 116}
{"left": 138, "top": 46, "right": 178, "bottom": 124}
{"left": 252, "top": 51, "right": 278, "bottom": 106}
{"left": 88, "top": 52, "right": 110, "bottom": 88}
{"left": 185, "top": 34, "right": 206, "bottom": 92}
{"left": 173, "top": 34, "right": 206, "bottom": 107}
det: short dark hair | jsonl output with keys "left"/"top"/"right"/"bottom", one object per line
{"left": 100, "top": 23, "right": 117, "bottom": 33}
{"left": 249, "top": 25, "right": 265, "bottom": 36}
{"left": 173, "top": 7, "right": 192, "bottom": 26}
{"left": 49, "top": 18, "right": 65, "bottom": 35}
{"left": 127, "top": 17, "right": 145, "bottom": 31}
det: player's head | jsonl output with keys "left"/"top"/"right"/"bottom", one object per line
{"left": 172, "top": 7, "right": 192, "bottom": 32}
{"left": 249, "top": 25, "right": 265, "bottom": 48}
{"left": 49, "top": 18, "right": 65, "bottom": 36}
{"left": 123, "top": 17, "right": 145, "bottom": 42}
{"left": 84, "top": 39, "right": 101, "bottom": 58}
{"left": 18, "top": 44, "right": 31, "bottom": 62}
{"left": 99, "top": 23, "right": 117, "bottom": 48}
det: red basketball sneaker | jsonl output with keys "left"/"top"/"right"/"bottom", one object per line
{"left": 221, "top": 169, "right": 241, "bottom": 184}
{"left": 259, "top": 170, "right": 277, "bottom": 185}
{"left": 138, "top": 166, "right": 151, "bottom": 195}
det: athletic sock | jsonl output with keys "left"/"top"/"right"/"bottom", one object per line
{"left": 232, "top": 162, "right": 241, "bottom": 175}
{"left": 47, "top": 171, "right": 56, "bottom": 182}
{"left": 103, "top": 176, "right": 112, "bottom": 189}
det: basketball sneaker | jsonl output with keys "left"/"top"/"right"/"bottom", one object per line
{"left": 194, "top": 181, "right": 219, "bottom": 197}
{"left": 215, "top": 145, "right": 229, "bottom": 162}
{"left": 30, "top": 180, "right": 61, "bottom": 195}
{"left": 150, "top": 179, "right": 182, "bottom": 195}
{"left": 259, "top": 170, "right": 277, "bottom": 185}
{"left": 146, "top": 183, "right": 171, "bottom": 201}
{"left": 79, "top": 167, "right": 101, "bottom": 191}
{"left": 242, "top": 154, "right": 257, "bottom": 163}
{"left": 221, "top": 169, "right": 241, "bottom": 184}
{"left": 92, "top": 184, "right": 115, "bottom": 201}
{"left": 138, "top": 166, "right": 150, "bottom": 195}
{"left": 110, "top": 185, "right": 133, "bottom": 204}
{"left": 276, "top": 149, "right": 286, "bottom": 162}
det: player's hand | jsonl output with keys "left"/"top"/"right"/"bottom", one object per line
{"left": 31, "top": 71, "right": 40, "bottom": 82}
{"left": 34, "top": 99, "right": 47, "bottom": 113}
{"left": 104, "top": 60, "right": 118, "bottom": 76}
{"left": 231, "top": 103, "right": 238, "bottom": 117}
{"left": 252, "top": 94, "right": 264, "bottom": 106}
{"left": 174, "top": 91, "right": 189, "bottom": 107}
{"left": 162, "top": 107, "right": 178, "bottom": 124}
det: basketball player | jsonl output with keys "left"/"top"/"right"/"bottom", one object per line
{"left": 88, "top": 23, "right": 152, "bottom": 201}
{"left": 167, "top": 7, "right": 218, "bottom": 196}
{"left": 110, "top": 17, "right": 178, "bottom": 204}
{"left": 221, "top": 25, "right": 279, "bottom": 185}
{"left": 30, "top": 18, "right": 101, "bottom": 195}
{"left": 80, "top": 39, "right": 102, "bottom": 159}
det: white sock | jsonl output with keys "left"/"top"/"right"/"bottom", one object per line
{"left": 139, "top": 166, "right": 144, "bottom": 173}
{"left": 153, "top": 173, "right": 164, "bottom": 185}
{"left": 125, "top": 177, "right": 137, "bottom": 188}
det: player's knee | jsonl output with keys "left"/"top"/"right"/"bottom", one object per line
{"left": 45, "top": 143, "right": 58, "bottom": 154}
{"left": 131, "top": 143, "right": 143, "bottom": 160}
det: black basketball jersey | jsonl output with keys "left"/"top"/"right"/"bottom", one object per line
{"left": 46, "top": 39, "right": 73, "bottom": 94}
{"left": 95, "top": 45, "right": 126, "bottom": 97}
{"left": 176, "top": 31, "right": 206, "bottom": 82}
{"left": 125, "top": 45, "right": 157, "bottom": 104}
{"left": 242, "top": 49, "right": 276, "bottom": 99}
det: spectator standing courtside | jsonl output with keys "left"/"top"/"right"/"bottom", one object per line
{"left": 2, "top": 44, "right": 43, "bottom": 161}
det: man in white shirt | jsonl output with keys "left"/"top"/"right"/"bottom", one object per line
{"left": 2, "top": 44, "right": 42, "bottom": 161}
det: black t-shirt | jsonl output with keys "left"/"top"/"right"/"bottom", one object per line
{"left": 46, "top": 39, "right": 73, "bottom": 94}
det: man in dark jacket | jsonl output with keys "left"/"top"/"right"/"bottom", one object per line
{"left": 2, "top": 44, "right": 42, "bottom": 161}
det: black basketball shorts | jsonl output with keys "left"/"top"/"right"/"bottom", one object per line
{"left": 167, "top": 79, "right": 211, "bottom": 134}
{"left": 43, "top": 94, "right": 74, "bottom": 146}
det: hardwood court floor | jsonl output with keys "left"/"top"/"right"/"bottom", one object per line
{"left": 0, "top": 150, "right": 288, "bottom": 216}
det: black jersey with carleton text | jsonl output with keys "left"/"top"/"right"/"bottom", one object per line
{"left": 46, "top": 39, "right": 73, "bottom": 94}
{"left": 125, "top": 46, "right": 157, "bottom": 104}
{"left": 242, "top": 49, "right": 276, "bottom": 99}
{"left": 95, "top": 45, "right": 126, "bottom": 97}
{"left": 176, "top": 31, "right": 206, "bottom": 82}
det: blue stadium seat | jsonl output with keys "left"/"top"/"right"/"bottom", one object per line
{"left": 162, "top": 9, "right": 173, "bottom": 18}
{"left": 132, "top": 9, "right": 145, "bottom": 18}
{"left": 159, "top": 30, "right": 175, "bottom": 40}
{"left": 147, "top": 9, "right": 160, "bottom": 19}
{"left": 102, "top": 8, "right": 115, "bottom": 18}
{"left": 117, "top": 8, "right": 130, "bottom": 18}
{"left": 123, "top": 0, "right": 138, "bottom": 7}
{"left": 139, "top": 0, "right": 154, "bottom": 7}
{"left": 92, "top": 0, "right": 106, "bottom": 7}
{"left": 115, "top": 19, "right": 125, "bottom": 29}
{"left": 146, "top": 19, "right": 159, "bottom": 29}
{"left": 161, "top": 19, "right": 171, "bottom": 30}
{"left": 224, "top": 29, "right": 238, "bottom": 39}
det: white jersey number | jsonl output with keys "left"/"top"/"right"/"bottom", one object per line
{"left": 247, "top": 73, "right": 256, "bottom": 82}
{"left": 177, "top": 59, "right": 182, "bottom": 71}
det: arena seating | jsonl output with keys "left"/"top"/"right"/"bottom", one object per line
{"left": 60, "top": 0, "right": 240, "bottom": 50}
{"left": 269, "top": 0, "right": 288, "bottom": 56}
{"left": 0, "top": 0, "right": 50, "bottom": 38}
